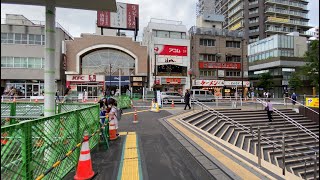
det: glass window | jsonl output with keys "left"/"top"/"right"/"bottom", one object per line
{"left": 1, "top": 33, "right": 8, "bottom": 43}
{"left": 21, "top": 34, "right": 28, "bottom": 44}
{"left": 170, "top": 32, "right": 181, "bottom": 39}
{"left": 35, "top": 35, "right": 42, "bottom": 45}
{"left": 29, "top": 34, "right": 35, "bottom": 44}
{"left": 14, "top": 57, "right": 21, "bottom": 68}
{"left": 1, "top": 57, "right": 6, "bottom": 67}
{"left": 200, "top": 91, "right": 205, "bottom": 95}
{"left": 181, "top": 33, "right": 186, "bottom": 39}
{"left": 157, "top": 31, "right": 169, "bottom": 38}
{"left": 8, "top": 33, "right": 14, "bottom": 44}
{"left": 15, "top": 33, "right": 22, "bottom": 44}
{"left": 6, "top": 57, "right": 14, "bottom": 67}
{"left": 42, "top": 35, "right": 45, "bottom": 45}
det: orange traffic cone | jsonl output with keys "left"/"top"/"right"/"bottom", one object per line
{"left": 94, "top": 97, "right": 97, "bottom": 103}
{"left": 13, "top": 97, "right": 16, "bottom": 102}
{"left": 74, "top": 131, "right": 95, "bottom": 180}
{"left": 171, "top": 100, "right": 174, "bottom": 108}
{"left": 109, "top": 123, "right": 118, "bottom": 140}
{"left": 35, "top": 98, "right": 38, "bottom": 103}
{"left": 133, "top": 108, "right": 138, "bottom": 123}
{"left": 1, "top": 132, "right": 8, "bottom": 145}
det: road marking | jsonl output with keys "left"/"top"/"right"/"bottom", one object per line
{"left": 117, "top": 132, "right": 142, "bottom": 180}
{"left": 167, "top": 117, "right": 261, "bottom": 180}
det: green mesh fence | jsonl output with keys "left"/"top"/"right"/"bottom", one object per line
{"left": 114, "top": 95, "right": 131, "bottom": 109}
{"left": 1, "top": 104, "right": 100, "bottom": 180}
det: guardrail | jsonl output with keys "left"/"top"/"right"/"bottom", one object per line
{"left": 191, "top": 99, "right": 318, "bottom": 177}
{"left": 1, "top": 104, "right": 100, "bottom": 179}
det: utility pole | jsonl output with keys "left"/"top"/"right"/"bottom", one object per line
{"left": 241, "top": 39, "right": 244, "bottom": 98}
{"left": 154, "top": 51, "right": 158, "bottom": 102}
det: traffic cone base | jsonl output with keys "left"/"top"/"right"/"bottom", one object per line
{"left": 109, "top": 123, "right": 118, "bottom": 141}
{"left": 133, "top": 109, "right": 139, "bottom": 123}
{"left": 74, "top": 134, "right": 95, "bottom": 180}
{"left": 171, "top": 100, "right": 174, "bottom": 108}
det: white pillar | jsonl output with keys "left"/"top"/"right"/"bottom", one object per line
{"left": 119, "top": 69, "right": 121, "bottom": 96}
{"left": 44, "top": 1, "right": 56, "bottom": 117}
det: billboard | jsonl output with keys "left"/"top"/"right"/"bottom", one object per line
{"left": 306, "top": 98, "right": 319, "bottom": 108}
{"left": 157, "top": 56, "right": 183, "bottom": 64}
{"left": 194, "top": 80, "right": 225, "bottom": 87}
{"left": 199, "top": 62, "right": 241, "bottom": 69}
{"left": 97, "top": 3, "right": 139, "bottom": 30}
{"left": 154, "top": 45, "right": 187, "bottom": 56}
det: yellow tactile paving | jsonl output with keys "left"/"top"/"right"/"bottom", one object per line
{"left": 121, "top": 133, "right": 140, "bottom": 180}
{"left": 119, "top": 132, "right": 127, "bottom": 136}
{"left": 168, "top": 117, "right": 261, "bottom": 180}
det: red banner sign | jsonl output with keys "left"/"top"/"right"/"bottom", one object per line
{"left": 154, "top": 45, "right": 187, "bottom": 56}
{"left": 166, "top": 78, "right": 181, "bottom": 84}
{"left": 199, "top": 62, "right": 241, "bottom": 69}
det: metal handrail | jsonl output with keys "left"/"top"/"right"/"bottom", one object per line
{"left": 191, "top": 99, "right": 318, "bottom": 175}
{"left": 286, "top": 97, "right": 319, "bottom": 115}
{"left": 257, "top": 98, "right": 319, "bottom": 142}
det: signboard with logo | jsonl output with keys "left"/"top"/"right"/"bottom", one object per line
{"left": 133, "top": 77, "right": 143, "bottom": 81}
{"left": 306, "top": 98, "right": 319, "bottom": 108}
{"left": 67, "top": 75, "right": 104, "bottom": 82}
{"left": 154, "top": 45, "right": 187, "bottom": 56}
{"left": 194, "top": 80, "right": 224, "bottom": 87}
{"left": 199, "top": 62, "right": 241, "bottom": 69}
{"left": 161, "top": 78, "right": 186, "bottom": 85}
{"left": 224, "top": 81, "right": 250, "bottom": 87}
{"left": 97, "top": 3, "right": 139, "bottom": 30}
{"left": 157, "top": 56, "right": 183, "bottom": 64}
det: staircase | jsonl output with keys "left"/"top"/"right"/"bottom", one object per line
{"left": 183, "top": 109, "right": 319, "bottom": 180}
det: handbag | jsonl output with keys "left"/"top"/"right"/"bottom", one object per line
{"left": 264, "top": 106, "right": 269, "bottom": 111}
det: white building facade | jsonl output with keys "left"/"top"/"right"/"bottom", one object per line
{"left": 143, "top": 19, "right": 191, "bottom": 94}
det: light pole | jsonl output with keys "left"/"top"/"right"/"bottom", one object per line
{"left": 154, "top": 51, "right": 158, "bottom": 102}
{"left": 241, "top": 39, "right": 244, "bottom": 98}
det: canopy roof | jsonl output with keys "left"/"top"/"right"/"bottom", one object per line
{"left": 2, "top": 0, "right": 117, "bottom": 11}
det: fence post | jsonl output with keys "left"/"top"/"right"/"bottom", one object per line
{"left": 282, "top": 133, "right": 286, "bottom": 176}
{"left": 314, "top": 152, "right": 318, "bottom": 180}
{"left": 10, "top": 102, "right": 17, "bottom": 125}
{"left": 258, "top": 126, "right": 261, "bottom": 167}
{"left": 21, "top": 123, "right": 33, "bottom": 179}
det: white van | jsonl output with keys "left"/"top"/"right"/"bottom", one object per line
{"left": 190, "top": 89, "right": 215, "bottom": 102}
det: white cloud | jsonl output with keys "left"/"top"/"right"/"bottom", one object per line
{"left": 1, "top": 0, "right": 318, "bottom": 37}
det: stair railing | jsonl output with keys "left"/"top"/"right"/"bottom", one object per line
{"left": 256, "top": 98, "right": 319, "bottom": 142}
{"left": 191, "top": 99, "right": 319, "bottom": 177}
{"left": 285, "top": 97, "right": 319, "bottom": 115}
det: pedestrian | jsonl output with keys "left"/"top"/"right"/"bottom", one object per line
{"left": 99, "top": 98, "right": 108, "bottom": 109}
{"left": 184, "top": 89, "right": 191, "bottom": 110}
{"left": 251, "top": 91, "right": 255, "bottom": 101}
{"left": 9, "top": 87, "right": 16, "bottom": 101}
{"left": 55, "top": 90, "right": 61, "bottom": 102}
{"left": 62, "top": 86, "right": 71, "bottom": 103}
{"left": 108, "top": 98, "right": 119, "bottom": 136}
{"left": 264, "top": 99, "right": 273, "bottom": 122}
{"left": 84, "top": 89, "right": 88, "bottom": 101}
{"left": 291, "top": 92, "right": 297, "bottom": 105}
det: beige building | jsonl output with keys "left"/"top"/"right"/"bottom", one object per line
{"left": 189, "top": 26, "right": 249, "bottom": 98}
{"left": 65, "top": 34, "right": 148, "bottom": 96}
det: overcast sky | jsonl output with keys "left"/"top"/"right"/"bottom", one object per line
{"left": 1, "top": 0, "right": 319, "bottom": 38}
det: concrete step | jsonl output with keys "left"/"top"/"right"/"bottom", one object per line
{"left": 199, "top": 116, "right": 217, "bottom": 129}
{"left": 186, "top": 111, "right": 210, "bottom": 124}
{"left": 191, "top": 113, "right": 214, "bottom": 126}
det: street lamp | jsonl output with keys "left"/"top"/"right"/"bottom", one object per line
{"left": 154, "top": 47, "right": 158, "bottom": 102}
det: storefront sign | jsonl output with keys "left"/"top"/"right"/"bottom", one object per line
{"left": 161, "top": 78, "right": 186, "bottom": 85}
{"left": 67, "top": 75, "right": 104, "bottom": 82}
{"left": 154, "top": 45, "right": 187, "bottom": 56}
{"left": 157, "top": 56, "right": 183, "bottom": 64}
{"left": 224, "top": 81, "right": 250, "bottom": 87}
{"left": 199, "top": 62, "right": 241, "bottom": 69}
{"left": 133, "top": 77, "right": 143, "bottom": 81}
{"left": 133, "top": 82, "right": 142, "bottom": 86}
{"left": 306, "top": 98, "right": 319, "bottom": 108}
{"left": 194, "top": 80, "right": 224, "bottom": 87}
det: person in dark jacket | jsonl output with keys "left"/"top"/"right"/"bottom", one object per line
{"left": 184, "top": 89, "right": 191, "bottom": 110}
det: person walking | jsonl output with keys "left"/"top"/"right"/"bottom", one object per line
{"left": 55, "top": 90, "right": 61, "bottom": 103}
{"left": 265, "top": 99, "right": 273, "bottom": 122}
{"left": 184, "top": 89, "right": 191, "bottom": 110}
{"left": 62, "top": 86, "right": 71, "bottom": 103}
{"left": 291, "top": 92, "right": 297, "bottom": 105}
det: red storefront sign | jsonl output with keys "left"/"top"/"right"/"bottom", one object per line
{"left": 199, "top": 62, "right": 241, "bottom": 69}
{"left": 195, "top": 80, "right": 224, "bottom": 87}
{"left": 154, "top": 45, "right": 187, "bottom": 56}
{"left": 166, "top": 78, "right": 181, "bottom": 84}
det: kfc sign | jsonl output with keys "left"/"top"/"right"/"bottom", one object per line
{"left": 67, "top": 75, "right": 104, "bottom": 82}
{"left": 195, "top": 80, "right": 224, "bottom": 87}
{"left": 154, "top": 45, "right": 187, "bottom": 56}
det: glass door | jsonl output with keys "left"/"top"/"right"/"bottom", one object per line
{"left": 32, "top": 84, "right": 39, "bottom": 96}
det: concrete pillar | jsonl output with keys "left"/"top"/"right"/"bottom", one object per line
{"left": 44, "top": 0, "right": 56, "bottom": 117}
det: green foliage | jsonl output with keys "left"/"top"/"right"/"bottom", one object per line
{"left": 302, "top": 40, "right": 319, "bottom": 91}
{"left": 257, "top": 72, "right": 274, "bottom": 90}
{"left": 288, "top": 71, "right": 303, "bottom": 91}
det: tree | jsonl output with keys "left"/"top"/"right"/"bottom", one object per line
{"left": 302, "top": 40, "right": 319, "bottom": 91}
{"left": 288, "top": 71, "right": 303, "bottom": 91}
{"left": 257, "top": 72, "right": 274, "bottom": 91}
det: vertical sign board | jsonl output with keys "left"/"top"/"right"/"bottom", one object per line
{"left": 157, "top": 90, "right": 162, "bottom": 108}
{"left": 97, "top": 3, "right": 139, "bottom": 30}
{"left": 306, "top": 98, "right": 319, "bottom": 108}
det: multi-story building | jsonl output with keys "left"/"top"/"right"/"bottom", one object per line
{"left": 196, "top": 0, "right": 216, "bottom": 16}
{"left": 1, "top": 14, "right": 73, "bottom": 97}
{"left": 189, "top": 26, "right": 249, "bottom": 98}
{"left": 143, "top": 19, "right": 191, "bottom": 94}
{"left": 314, "top": 26, "right": 319, "bottom": 40}
{"left": 207, "top": 0, "right": 313, "bottom": 43}
{"left": 248, "top": 33, "right": 311, "bottom": 97}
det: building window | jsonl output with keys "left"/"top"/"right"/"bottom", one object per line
{"left": 28, "top": 34, "right": 43, "bottom": 45}
{"left": 199, "top": 54, "right": 216, "bottom": 61}
{"left": 1, "top": 56, "right": 44, "bottom": 69}
{"left": 200, "top": 39, "right": 215, "bottom": 46}
{"left": 226, "top": 70, "right": 241, "bottom": 77}
{"left": 226, "top": 41, "right": 241, "bottom": 48}
{"left": 226, "top": 55, "right": 241, "bottom": 62}
{"left": 200, "top": 69, "right": 217, "bottom": 77}
{"left": 1, "top": 33, "right": 14, "bottom": 44}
